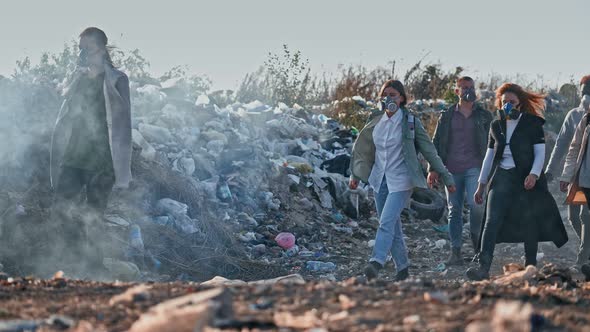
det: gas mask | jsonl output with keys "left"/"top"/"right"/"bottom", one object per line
{"left": 381, "top": 96, "right": 400, "bottom": 114}
{"left": 502, "top": 102, "right": 520, "bottom": 120}
{"left": 460, "top": 87, "right": 477, "bottom": 103}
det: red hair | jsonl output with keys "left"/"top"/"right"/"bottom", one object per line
{"left": 580, "top": 75, "right": 590, "bottom": 85}
{"left": 495, "top": 83, "right": 545, "bottom": 118}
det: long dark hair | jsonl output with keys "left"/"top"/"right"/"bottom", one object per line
{"left": 79, "top": 27, "right": 114, "bottom": 67}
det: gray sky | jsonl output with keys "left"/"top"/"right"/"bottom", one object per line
{"left": 1, "top": 0, "right": 588, "bottom": 90}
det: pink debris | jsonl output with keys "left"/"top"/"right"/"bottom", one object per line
{"left": 275, "top": 232, "right": 296, "bottom": 249}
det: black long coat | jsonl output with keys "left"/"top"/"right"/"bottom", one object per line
{"left": 477, "top": 113, "right": 568, "bottom": 249}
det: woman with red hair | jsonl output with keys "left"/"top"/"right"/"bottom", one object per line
{"left": 466, "top": 83, "right": 568, "bottom": 280}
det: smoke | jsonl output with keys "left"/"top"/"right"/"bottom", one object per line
{"left": 0, "top": 42, "right": 236, "bottom": 281}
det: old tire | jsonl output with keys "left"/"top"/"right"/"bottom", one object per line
{"left": 410, "top": 188, "right": 446, "bottom": 222}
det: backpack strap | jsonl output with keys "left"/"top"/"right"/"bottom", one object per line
{"left": 408, "top": 113, "right": 415, "bottom": 140}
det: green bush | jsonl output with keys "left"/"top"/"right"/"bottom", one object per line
{"left": 237, "top": 44, "right": 312, "bottom": 106}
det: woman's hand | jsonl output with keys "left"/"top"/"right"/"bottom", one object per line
{"left": 524, "top": 174, "right": 538, "bottom": 190}
{"left": 349, "top": 178, "right": 359, "bottom": 190}
{"left": 560, "top": 181, "right": 570, "bottom": 193}
{"left": 427, "top": 171, "right": 439, "bottom": 188}
{"left": 474, "top": 183, "right": 486, "bottom": 205}
{"left": 446, "top": 185, "right": 456, "bottom": 193}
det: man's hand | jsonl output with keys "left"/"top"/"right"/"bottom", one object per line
{"left": 349, "top": 178, "right": 359, "bottom": 190}
{"left": 524, "top": 174, "right": 538, "bottom": 190}
{"left": 427, "top": 171, "right": 439, "bottom": 188}
{"left": 446, "top": 185, "right": 456, "bottom": 193}
{"left": 560, "top": 181, "right": 570, "bottom": 193}
{"left": 474, "top": 183, "right": 486, "bottom": 205}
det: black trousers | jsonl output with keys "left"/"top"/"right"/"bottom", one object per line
{"left": 583, "top": 188, "right": 590, "bottom": 214}
{"left": 54, "top": 166, "right": 115, "bottom": 211}
{"left": 51, "top": 166, "right": 115, "bottom": 271}
{"left": 479, "top": 168, "right": 538, "bottom": 268}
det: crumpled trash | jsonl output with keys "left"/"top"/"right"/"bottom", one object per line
{"left": 434, "top": 239, "right": 447, "bottom": 249}
{"left": 195, "top": 94, "right": 210, "bottom": 106}
{"left": 260, "top": 192, "right": 280, "bottom": 211}
{"left": 206, "top": 139, "right": 226, "bottom": 155}
{"left": 239, "top": 232, "right": 257, "bottom": 243}
{"left": 331, "top": 224, "right": 353, "bottom": 234}
{"left": 172, "top": 157, "right": 196, "bottom": 176}
{"left": 105, "top": 214, "right": 131, "bottom": 227}
{"left": 306, "top": 261, "right": 336, "bottom": 272}
{"left": 138, "top": 123, "right": 173, "bottom": 144}
{"left": 217, "top": 179, "right": 233, "bottom": 202}
{"left": 252, "top": 244, "right": 267, "bottom": 254}
{"left": 144, "top": 216, "right": 172, "bottom": 227}
{"left": 171, "top": 214, "right": 200, "bottom": 234}
{"left": 156, "top": 198, "right": 188, "bottom": 217}
{"left": 298, "top": 197, "right": 314, "bottom": 210}
{"left": 237, "top": 213, "right": 258, "bottom": 228}
{"left": 129, "top": 224, "right": 145, "bottom": 252}
{"left": 331, "top": 212, "right": 345, "bottom": 223}
{"left": 275, "top": 232, "right": 296, "bottom": 249}
{"left": 285, "top": 245, "right": 300, "bottom": 257}
{"left": 432, "top": 224, "right": 450, "bottom": 233}
{"left": 287, "top": 174, "right": 301, "bottom": 184}
{"left": 15, "top": 204, "right": 26, "bottom": 217}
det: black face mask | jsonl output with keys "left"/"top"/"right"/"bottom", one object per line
{"left": 460, "top": 87, "right": 477, "bottom": 103}
{"left": 381, "top": 96, "right": 400, "bottom": 113}
{"left": 78, "top": 49, "right": 89, "bottom": 67}
{"left": 502, "top": 102, "right": 520, "bottom": 120}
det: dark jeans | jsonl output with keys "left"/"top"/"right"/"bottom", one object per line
{"left": 51, "top": 166, "right": 115, "bottom": 271}
{"left": 580, "top": 187, "right": 590, "bottom": 265}
{"left": 479, "top": 168, "right": 538, "bottom": 268}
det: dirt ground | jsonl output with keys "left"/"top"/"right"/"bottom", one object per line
{"left": 1, "top": 184, "right": 589, "bottom": 331}
{"left": 1, "top": 264, "right": 589, "bottom": 332}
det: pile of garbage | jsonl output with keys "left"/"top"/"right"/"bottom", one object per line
{"left": 108, "top": 81, "right": 383, "bottom": 281}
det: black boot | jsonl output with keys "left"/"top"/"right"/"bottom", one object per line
{"left": 395, "top": 267, "right": 409, "bottom": 281}
{"left": 466, "top": 256, "right": 491, "bottom": 281}
{"left": 446, "top": 247, "right": 463, "bottom": 266}
{"left": 364, "top": 261, "right": 383, "bottom": 281}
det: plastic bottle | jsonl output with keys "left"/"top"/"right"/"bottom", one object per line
{"left": 217, "top": 178, "right": 232, "bottom": 202}
{"left": 129, "top": 225, "right": 145, "bottom": 252}
{"left": 285, "top": 245, "right": 300, "bottom": 257}
{"left": 306, "top": 261, "right": 336, "bottom": 272}
{"left": 146, "top": 251, "right": 162, "bottom": 271}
